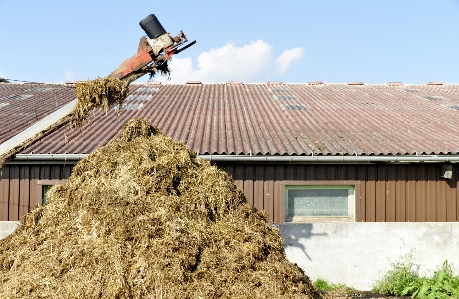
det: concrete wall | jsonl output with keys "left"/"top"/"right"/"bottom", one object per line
{"left": 0, "top": 221, "right": 19, "bottom": 240}
{"left": 1, "top": 221, "right": 458, "bottom": 291}
{"left": 276, "top": 223, "right": 459, "bottom": 290}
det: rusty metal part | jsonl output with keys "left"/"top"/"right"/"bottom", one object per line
{"left": 108, "top": 36, "right": 154, "bottom": 80}
{"left": 173, "top": 30, "right": 187, "bottom": 43}
{"left": 108, "top": 30, "right": 194, "bottom": 85}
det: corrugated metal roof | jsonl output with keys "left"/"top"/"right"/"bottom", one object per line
{"left": 16, "top": 83, "right": 459, "bottom": 156}
{"left": 0, "top": 83, "right": 75, "bottom": 144}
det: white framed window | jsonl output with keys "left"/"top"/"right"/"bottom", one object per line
{"left": 281, "top": 181, "right": 359, "bottom": 223}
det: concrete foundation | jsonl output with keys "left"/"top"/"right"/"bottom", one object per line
{"left": 0, "top": 221, "right": 19, "bottom": 240}
{"left": 276, "top": 223, "right": 459, "bottom": 290}
{"left": 1, "top": 221, "right": 458, "bottom": 290}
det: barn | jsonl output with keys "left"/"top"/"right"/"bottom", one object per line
{"left": 1, "top": 81, "right": 459, "bottom": 223}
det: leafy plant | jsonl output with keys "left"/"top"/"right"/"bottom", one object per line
{"left": 402, "top": 260, "right": 459, "bottom": 299}
{"left": 373, "top": 254, "right": 421, "bottom": 296}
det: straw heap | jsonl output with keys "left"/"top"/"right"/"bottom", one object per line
{"left": 0, "top": 118, "right": 322, "bottom": 299}
{"left": 71, "top": 77, "right": 128, "bottom": 128}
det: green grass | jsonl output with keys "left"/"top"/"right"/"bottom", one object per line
{"left": 313, "top": 278, "right": 345, "bottom": 291}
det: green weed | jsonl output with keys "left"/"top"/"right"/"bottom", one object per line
{"left": 313, "top": 278, "right": 345, "bottom": 291}
{"left": 402, "top": 260, "right": 459, "bottom": 299}
{"left": 372, "top": 254, "right": 421, "bottom": 296}
{"left": 374, "top": 255, "right": 459, "bottom": 298}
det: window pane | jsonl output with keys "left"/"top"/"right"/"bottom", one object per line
{"left": 42, "top": 185, "right": 53, "bottom": 205}
{"left": 287, "top": 188, "right": 349, "bottom": 217}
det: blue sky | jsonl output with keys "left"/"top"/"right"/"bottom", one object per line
{"left": 1, "top": 0, "right": 459, "bottom": 84}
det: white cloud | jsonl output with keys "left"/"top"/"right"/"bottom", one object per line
{"left": 65, "top": 70, "right": 74, "bottom": 81}
{"left": 158, "top": 40, "right": 304, "bottom": 84}
{"left": 275, "top": 47, "right": 305, "bottom": 75}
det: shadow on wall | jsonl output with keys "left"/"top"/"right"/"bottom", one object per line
{"left": 274, "top": 223, "right": 328, "bottom": 261}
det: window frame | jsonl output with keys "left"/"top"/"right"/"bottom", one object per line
{"left": 278, "top": 181, "right": 360, "bottom": 223}
{"left": 37, "top": 180, "right": 68, "bottom": 204}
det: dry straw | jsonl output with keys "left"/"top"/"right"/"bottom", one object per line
{"left": 71, "top": 77, "right": 127, "bottom": 128}
{"left": 70, "top": 62, "right": 170, "bottom": 127}
{"left": 0, "top": 119, "right": 322, "bottom": 299}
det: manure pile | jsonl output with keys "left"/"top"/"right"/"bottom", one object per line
{"left": 71, "top": 77, "right": 128, "bottom": 127}
{"left": 0, "top": 118, "right": 322, "bottom": 299}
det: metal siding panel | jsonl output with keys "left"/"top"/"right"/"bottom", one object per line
{"left": 376, "top": 166, "right": 386, "bottom": 222}
{"left": 354, "top": 183, "right": 362, "bottom": 222}
{"left": 317, "top": 166, "right": 327, "bottom": 180}
{"left": 435, "top": 165, "right": 447, "bottom": 221}
{"left": 41, "top": 165, "right": 51, "bottom": 180}
{"left": 274, "top": 166, "right": 285, "bottom": 224}
{"left": 306, "top": 165, "right": 316, "bottom": 180}
{"left": 457, "top": 166, "right": 459, "bottom": 221}
{"left": 265, "top": 165, "right": 275, "bottom": 223}
{"left": 366, "top": 166, "right": 376, "bottom": 222}
{"left": 51, "top": 165, "right": 61, "bottom": 180}
{"left": 63, "top": 165, "right": 72, "bottom": 179}
{"left": 436, "top": 176, "right": 447, "bottom": 222}
{"left": 9, "top": 166, "right": 20, "bottom": 221}
{"left": 1, "top": 166, "right": 10, "bottom": 221}
{"left": 415, "top": 166, "right": 427, "bottom": 221}
{"left": 327, "top": 165, "right": 337, "bottom": 180}
{"left": 456, "top": 166, "right": 459, "bottom": 220}
{"left": 296, "top": 165, "right": 306, "bottom": 181}
{"left": 426, "top": 166, "right": 438, "bottom": 221}
{"left": 253, "top": 166, "right": 264, "bottom": 211}
{"left": 446, "top": 166, "right": 457, "bottom": 221}
{"left": 225, "top": 165, "right": 235, "bottom": 179}
{"left": 19, "top": 166, "right": 30, "bottom": 219}
{"left": 395, "top": 166, "right": 407, "bottom": 222}
{"left": 286, "top": 166, "right": 295, "bottom": 180}
{"left": 385, "top": 165, "right": 396, "bottom": 222}
{"left": 30, "top": 166, "right": 42, "bottom": 209}
{"left": 357, "top": 165, "right": 367, "bottom": 222}
{"left": 243, "top": 165, "right": 254, "bottom": 207}
{"left": 234, "top": 165, "right": 244, "bottom": 190}
{"left": 337, "top": 165, "right": 347, "bottom": 180}
{"left": 406, "top": 165, "right": 417, "bottom": 222}
{"left": 347, "top": 165, "right": 357, "bottom": 180}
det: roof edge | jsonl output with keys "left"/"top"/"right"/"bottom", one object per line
{"left": 10, "top": 154, "right": 459, "bottom": 164}
{"left": 0, "top": 99, "right": 77, "bottom": 157}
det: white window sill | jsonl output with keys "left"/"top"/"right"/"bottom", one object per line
{"left": 286, "top": 216, "right": 355, "bottom": 223}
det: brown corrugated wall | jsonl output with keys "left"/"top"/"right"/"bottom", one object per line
{"left": 0, "top": 164, "right": 72, "bottom": 221}
{"left": 222, "top": 163, "right": 458, "bottom": 223}
{"left": 1, "top": 163, "right": 458, "bottom": 223}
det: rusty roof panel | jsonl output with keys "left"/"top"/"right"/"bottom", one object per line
{"left": 0, "top": 83, "right": 75, "bottom": 144}
{"left": 14, "top": 83, "right": 459, "bottom": 156}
